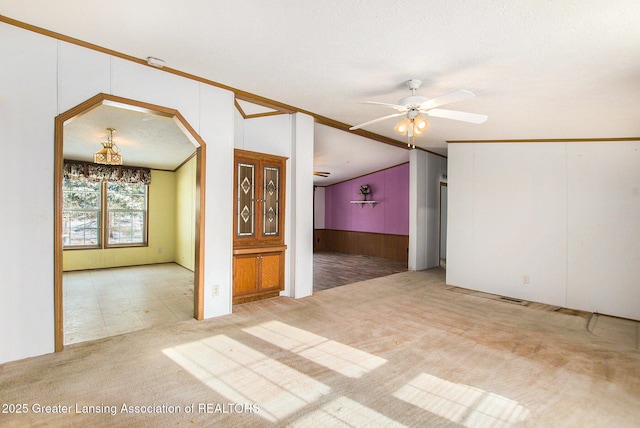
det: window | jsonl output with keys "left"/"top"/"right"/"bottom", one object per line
{"left": 107, "top": 182, "right": 148, "bottom": 246}
{"left": 63, "top": 178, "right": 148, "bottom": 249}
{"left": 62, "top": 178, "right": 101, "bottom": 247}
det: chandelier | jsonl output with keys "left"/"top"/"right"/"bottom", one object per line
{"left": 94, "top": 127, "right": 122, "bottom": 165}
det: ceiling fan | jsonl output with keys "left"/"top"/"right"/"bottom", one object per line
{"left": 313, "top": 171, "right": 330, "bottom": 177}
{"left": 349, "top": 79, "right": 487, "bottom": 147}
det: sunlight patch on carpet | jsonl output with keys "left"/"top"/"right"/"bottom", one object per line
{"left": 163, "top": 334, "right": 331, "bottom": 422}
{"left": 393, "top": 373, "right": 530, "bottom": 427}
{"left": 243, "top": 320, "right": 387, "bottom": 378}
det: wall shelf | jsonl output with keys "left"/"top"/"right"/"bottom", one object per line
{"left": 350, "top": 200, "right": 379, "bottom": 208}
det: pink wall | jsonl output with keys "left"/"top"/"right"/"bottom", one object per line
{"left": 325, "top": 163, "right": 409, "bottom": 235}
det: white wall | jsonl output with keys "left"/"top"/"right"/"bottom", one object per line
{"left": 566, "top": 143, "right": 640, "bottom": 319}
{"left": 199, "top": 84, "right": 235, "bottom": 319}
{"left": 0, "top": 23, "right": 58, "bottom": 363}
{"left": 314, "top": 187, "right": 326, "bottom": 229}
{"left": 241, "top": 114, "right": 291, "bottom": 157}
{"left": 409, "top": 150, "right": 427, "bottom": 270}
{"left": 409, "top": 150, "right": 447, "bottom": 270}
{"left": 241, "top": 114, "right": 315, "bottom": 300}
{"left": 447, "top": 142, "right": 640, "bottom": 320}
{"left": 233, "top": 108, "right": 244, "bottom": 148}
{"left": 290, "top": 113, "right": 314, "bottom": 299}
{"left": 0, "top": 22, "right": 237, "bottom": 363}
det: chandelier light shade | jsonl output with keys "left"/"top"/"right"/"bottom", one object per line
{"left": 94, "top": 127, "right": 123, "bottom": 165}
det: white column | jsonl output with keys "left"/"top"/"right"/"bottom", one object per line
{"left": 288, "top": 113, "right": 315, "bottom": 298}
{"left": 409, "top": 149, "right": 428, "bottom": 270}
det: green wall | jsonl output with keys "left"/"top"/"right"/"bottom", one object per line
{"left": 63, "top": 169, "right": 177, "bottom": 271}
{"left": 174, "top": 156, "right": 196, "bottom": 270}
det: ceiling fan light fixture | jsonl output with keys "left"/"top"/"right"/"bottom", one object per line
{"left": 414, "top": 115, "right": 429, "bottom": 131}
{"left": 94, "top": 127, "right": 123, "bottom": 165}
{"left": 394, "top": 118, "right": 411, "bottom": 135}
{"left": 412, "top": 116, "right": 429, "bottom": 136}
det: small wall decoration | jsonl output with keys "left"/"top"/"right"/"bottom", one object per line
{"left": 359, "top": 184, "right": 372, "bottom": 201}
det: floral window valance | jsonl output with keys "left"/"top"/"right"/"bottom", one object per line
{"left": 63, "top": 160, "right": 152, "bottom": 185}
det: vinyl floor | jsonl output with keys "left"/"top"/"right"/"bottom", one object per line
{"left": 313, "top": 250, "right": 407, "bottom": 291}
{"left": 63, "top": 263, "right": 194, "bottom": 345}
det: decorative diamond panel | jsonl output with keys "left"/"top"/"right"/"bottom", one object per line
{"left": 241, "top": 177, "right": 251, "bottom": 194}
{"left": 267, "top": 207, "right": 275, "bottom": 222}
{"left": 266, "top": 180, "right": 276, "bottom": 195}
{"left": 241, "top": 206, "right": 251, "bottom": 223}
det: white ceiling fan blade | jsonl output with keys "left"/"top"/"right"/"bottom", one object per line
{"left": 360, "top": 101, "right": 408, "bottom": 112}
{"left": 420, "top": 89, "right": 475, "bottom": 110}
{"left": 425, "top": 108, "right": 488, "bottom": 124}
{"left": 349, "top": 112, "right": 405, "bottom": 130}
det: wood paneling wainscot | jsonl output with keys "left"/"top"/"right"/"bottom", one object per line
{"left": 315, "top": 229, "right": 409, "bottom": 263}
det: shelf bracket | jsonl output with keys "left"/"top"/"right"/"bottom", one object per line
{"left": 350, "top": 201, "right": 379, "bottom": 208}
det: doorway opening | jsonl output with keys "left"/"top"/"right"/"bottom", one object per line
{"left": 54, "top": 93, "right": 207, "bottom": 351}
{"left": 439, "top": 182, "right": 448, "bottom": 269}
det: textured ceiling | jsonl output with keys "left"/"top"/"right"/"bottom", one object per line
{"left": 2, "top": 1, "right": 639, "bottom": 184}
{"left": 64, "top": 105, "right": 197, "bottom": 171}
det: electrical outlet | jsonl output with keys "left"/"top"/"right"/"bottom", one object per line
{"left": 212, "top": 284, "right": 219, "bottom": 297}
{"left": 157, "top": 247, "right": 162, "bottom": 254}
{"left": 522, "top": 275, "right": 529, "bottom": 284}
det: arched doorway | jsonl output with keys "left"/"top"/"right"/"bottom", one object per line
{"left": 54, "top": 93, "right": 206, "bottom": 351}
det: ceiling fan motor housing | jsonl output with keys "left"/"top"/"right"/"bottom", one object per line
{"left": 398, "top": 95, "right": 429, "bottom": 109}
{"left": 407, "top": 108, "right": 420, "bottom": 119}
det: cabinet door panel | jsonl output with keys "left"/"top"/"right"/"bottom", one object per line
{"left": 260, "top": 253, "right": 282, "bottom": 291}
{"left": 262, "top": 165, "right": 280, "bottom": 237}
{"left": 236, "top": 162, "right": 256, "bottom": 238}
{"left": 233, "top": 149, "right": 286, "bottom": 247}
{"left": 233, "top": 255, "right": 258, "bottom": 295}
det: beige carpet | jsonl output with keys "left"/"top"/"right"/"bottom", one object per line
{"left": 1, "top": 268, "right": 638, "bottom": 427}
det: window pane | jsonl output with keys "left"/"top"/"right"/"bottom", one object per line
{"left": 62, "top": 178, "right": 101, "bottom": 248}
{"left": 107, "top": 182, "right": 147, "bottom": 246}
{"left": 107, "top": 182, "right": 146, "bottom": 210}
{"left": 69, "top": 212, "right": 99, "bottom": 246}
{"left": 129, "top": 194, "right": 145, "bottom": 210}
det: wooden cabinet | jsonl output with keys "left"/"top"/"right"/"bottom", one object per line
{"left": 232, "top": 247, "right": 285, "bottom": 304}
{"left": 233, "top": 149, "right": 287, "bottom": 304}
{"left": 234, "top": 149, "right": 286, "bottom": 248}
